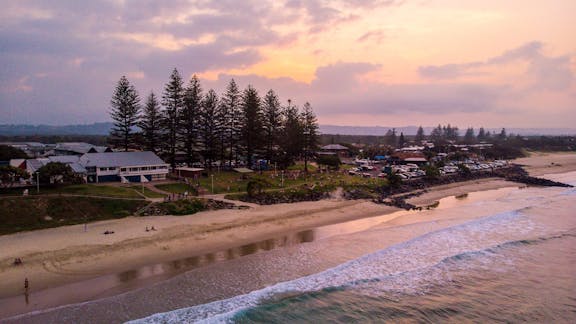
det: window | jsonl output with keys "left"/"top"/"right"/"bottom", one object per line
{"left": 109, "top": 167, "right": 116, "bottom": 171}
{"left": 121, "top": 168, "right": 127, "bottom": 172}
{"left": 129, "top": 167, "right": 138, "bottom": 172}
{"left": 99, "top": 167, "right": 107, "bottom": 171}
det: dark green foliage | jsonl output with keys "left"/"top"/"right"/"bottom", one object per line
{"left": 458, "top": 164, "right": 472, "bottom": 176}
{"left": 430, "top": 124, "right": 459, "bottom": 144}
{"left": 477, "top": 127, "right": 486, "bottom": 141}
{"left": 220, "top": 79, "right": 242, "bottom": 166}
{"left": 162, "top": 68, "right": 185, "bottom": 168}
{"left": 0, "top": 197, "right": 146, "bottom": 235}
{"left": 181, "top": 75, "right": 203, "bottom": 166}
{"left": 139, "top": 91, "right": 162, "bottom": 153}
{"left": 384, "top": 128, "right": 397, "bottom": 146}
{"left": 483, "top": 144, "right": 525, "bottom": 159}
{"left": 316, "top": 154, "right": 341, "bottom": 169}
{"left": 262, "top": 89, "right": 283, "bottom": 164}
{"left": 464, "top": 127, "right": 475, "bottom": 143}
{"left": 415, "top": 126, "right": 425, "bottom": 142}
{"left": 240, "top": 86, "right": 263, "bottom": 168}
{"left": 387, "top": 171, "right": 402, "bottom": 188}
{"left": 158, "top": 199, "right": 206, "bottom": 215}
{"left": 246, "top": 178, "right": 270, "bottom": 197}
{"left": 37, "top": 162, "right": 82, "bottom": 186}
{"left": 199, "top": 89, "right": 220, "bottom": 169}
{"left": 0, "top": 145, "right": 28, "bottom": 160}
{"left": 301, "top": 102, "right": 319, "bottom": 173}
{"left": 0, "top": 165, "right": 29, "bottom": 188}
{"left": 423, "top": 165, "right": 441, "bottom": 180}
{"left": 398, "top": 132, "right": 405, "bottom": 147}
{"left": 109, "top": 76, "right": 141, "bottom": 151}
{"left": 278, "top": 102, "right": 303, "bottom": 168}
{"left": 497, "top": 128, "right": 507, "bottom": 141}
{"left": 239, "top": 185, "right": 330, "bottom": 205}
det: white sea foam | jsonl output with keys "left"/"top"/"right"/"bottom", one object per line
{"left": 129, "top": 209, "right": 543, "bottom": 324}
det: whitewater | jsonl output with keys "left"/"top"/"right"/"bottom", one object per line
{"left": 131, "top": 172, "right": 576, "bottom": 323}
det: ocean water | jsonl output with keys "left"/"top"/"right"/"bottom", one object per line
{"left": 131, "top": 172, "right": 576, "bottom": 323}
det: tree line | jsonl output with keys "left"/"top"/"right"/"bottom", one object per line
{"left": 109, "top": 69, "right": 319, "bottom": 171}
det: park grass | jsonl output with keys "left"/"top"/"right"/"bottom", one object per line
{"left": 127, "top": 185, "right": 166, "bottom": 199}
{"left": 155, "top": 183, "right": 195, "bottom": 194}
{"left": 0, "top": 196, "right": 148, "bottom": 235}
{"left": 0, "top": 184, "right": 144, "bottom": 199}
{"left": 52, "top": 184, "right": 144, "bottom": 198}
{"left": 158, "top": 169, "right": 387, "bottom": 197}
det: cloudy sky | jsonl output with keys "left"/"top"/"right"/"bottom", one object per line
{"left": 1, "top": 0, "right": 575, "bottom": 128}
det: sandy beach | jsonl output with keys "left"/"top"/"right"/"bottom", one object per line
{"left": 1, "top": 152, "right": 575, "bottom": 323}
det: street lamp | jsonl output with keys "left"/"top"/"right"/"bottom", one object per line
{"left": 211, "top": 174, "right": 214, "bottom": 194}
{"left": 36, "top": 172, "right": 40, "bottom": 194}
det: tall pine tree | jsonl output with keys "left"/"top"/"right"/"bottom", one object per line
{"left": 301, "top": 102, "right": 319, "bottom": 173}
{"left": 181, "top": 75, "right": 202, "bottom": 166}
{"left": 199, "top": 89, "right": 220, "bottom": 169}
{"left": 109, "top": 76, "right": 140, "bottom": 151}
{"left": 279, "top": 100, "right": 303, "bottom": 168}
{"left": 262, "top": 89, "right": 283, "bottom": 164}
{"left": 240, "top": 86, "right": 263, "bottom": 168}
{"left": 139, "top": 91, "right": 161, "bottom": 153}
{"left": 464, "top": 127, "right": 475, "bottom": 144}
{"left": 162, "top": 68, "right": 185, "bottom": 168}
{"left": 220, "top": 79, "right": 241, "bottom": 166}
{"left": 415, "top": 126, "right": 425, "bottom": 142}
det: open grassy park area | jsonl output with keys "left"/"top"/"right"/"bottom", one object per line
{"left": 0, "top": 166, "right": 388, "bottom": 235}
{"left": 156, "top": 167, "right": 386, "bottom": 196}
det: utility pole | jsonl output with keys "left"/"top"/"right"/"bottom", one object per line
{"left": 36, "top": 172, "right": 39, "bottom": 194}
{"left": 211, "top": 174, "right": 214, "bottom": 194}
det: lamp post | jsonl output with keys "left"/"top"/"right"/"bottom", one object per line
{"left": 211, "top": 174, "right": 214, "bottom": 194}
{"left": 36, "top": 172, "right": 39, "bottom": 194}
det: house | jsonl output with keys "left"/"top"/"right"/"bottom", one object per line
{"left": 52, "top": 142, "right": 112, "bottom": 156}
{"left": 0, "top": 142, "right": 48, "bottom": 157}
{"left": 79, "top": 151, "right": 169, "bottom": 183}
{"left": 320, "top": 144, "right": 350, "bottom": 158}
{"left": 19, "top": 155, "right": 88, "bottom": 183}
{"left": 174, "top": 167, "right": 204, "bottom": 179}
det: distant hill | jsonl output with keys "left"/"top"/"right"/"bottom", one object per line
{"left": 0, "top": 123, "right": 113, "bottom": 136}
{"left": 0, "top": 123, "right": 574, "bottom": 136}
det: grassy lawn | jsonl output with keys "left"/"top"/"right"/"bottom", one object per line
{"left": 155, "top": 183, "right": 195, "bottom": 194}
{"left": 171, "top": 169, "right": 388, "bottom": 196}
{"left": 0, "top": 196, "right": 148, "bottom": 235}
{"left": 51, "top": 184, "right": 144, "bottom": 198}
{"left": 128, "top": 185, "right": 166, "bottom": 198}
{"left": 0, "top": 184, "right": 143, "bottom": 199}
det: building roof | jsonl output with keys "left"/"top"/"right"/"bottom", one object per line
{"left": 79, "top": 151, "right": 167, "bottom": 168}
{"left": 233, "top": 167, "right": 254, "bottom": 173}
{"left": 9, "top": 159, "right": 26, "bottom": 168}
{"left": 404, "top": 157, "right": 428, "bottom": 162}
{"left": 175, "top": 167, "right": 204, "bottom": 172}
{"left": 54, "top": 142, "right": 112, "bottom": 155}
{"left": 48, "top": 155, "right": 80, "bottom": 163}
{"left": 321, "top": 144, "right": 349, "bottom": 150}
{"left": 25, "top": 159, "right": 45, "bottom": 173}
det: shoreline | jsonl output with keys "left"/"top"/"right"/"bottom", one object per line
{"left": 1, "top": 152, "right": 575, "bottom": 322}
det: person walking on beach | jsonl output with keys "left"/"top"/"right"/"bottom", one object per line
{"left": 24, "top": 278, "right": 29, "bottom": 291}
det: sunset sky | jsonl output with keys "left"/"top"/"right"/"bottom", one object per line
{"left": 1, "top": 0, "right": 575, "bottom": 128}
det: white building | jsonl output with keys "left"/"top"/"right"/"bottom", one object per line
{"left": 79, "top": 151, "right": 169, "bottom": 183}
